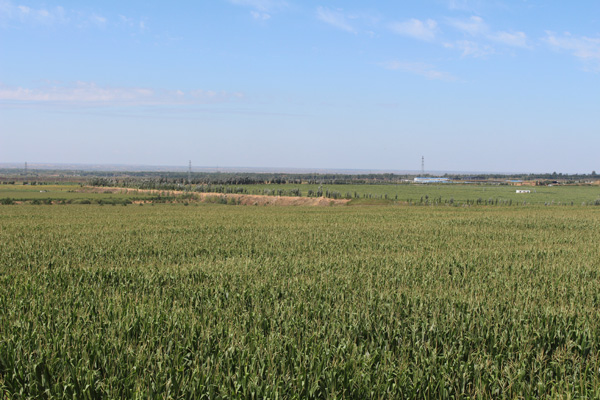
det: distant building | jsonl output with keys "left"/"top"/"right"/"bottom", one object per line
{"left": 414, "top": 177, "right": 451, "bottom": 183}
{"left": 516, "top": 190, "right": 531, "bottom": 193}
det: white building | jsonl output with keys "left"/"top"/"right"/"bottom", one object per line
{"left": 414, "top": 177, "right": 450, "bottom": 183}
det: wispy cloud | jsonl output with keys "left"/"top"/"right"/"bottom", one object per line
{"left": 447, "top": 15, "right": 487, "bottom": 36}
{"left": 89, "top": 14, "right": 107, "bottom": 28}
{"left": 447, "top": 0, "right": 482, "bottom": 12}
{"left": 445, "top": 15, "right": 529, "bottom": 55}
{"left": 443, "top": 40, "right": 494, "bottom": 57}
{"left": 250, "top": 10, "right": 271, "bottom": 20}
{"left": 227, "top": 0, "right": 287, "bottom": 20}
{"left": 0, "top": 82, "right": 244, "bottom": 106}
{"left": 0, "top": 1, "right": 68, "bottom": 26}
{"left": 544, "top": 31, "right": 600, "bottom": 65}
{"left": 390, "top": 18, "right": 437, "bottom": 41}
{"left": 228, "top": 0, "right": 287, "bottom": 12}
{"left": 380, "top": 61, "right": 457, "bottom": 81}
{"left": 490, "top": 31, "right": 528, "bottom": 48}
{"left": 316, "top": 6, "right": 355, "bottom": 33}
{"left": 118, "top": 14, "right": 147, "bottom": 31}
{"left": 0, "top": 0, "right": 146, "bottom": 31}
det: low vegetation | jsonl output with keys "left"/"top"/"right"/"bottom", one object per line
{"left": 2, "top": 203, "right": 600, "bottom": 398}
{"left": 2, "top": 182, "right": 600, "bottom": 207}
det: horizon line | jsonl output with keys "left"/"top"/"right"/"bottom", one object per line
{"left": 0, "top": 162, "right": 595, "bottom": 176}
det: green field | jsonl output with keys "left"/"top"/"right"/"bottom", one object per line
{"left": 239, "top": 183, "right": 600, "bottom": 205}
{"left": 133, "top": 182, "right": 600, "bottom": 205}
{"left": 2, "top": 203, "right": 600, "bottom": 398}
{"left": 3, "top": 182, "right": 600, "bottom": 206}
{"left": 0, "top": 184, "right": 159, "bottom": 205}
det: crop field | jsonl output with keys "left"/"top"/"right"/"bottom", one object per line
{"left": 231, "top": 183, "right": 600, "bottom": 205}
{"left": 4, "top": 182, "right": 600, "bottom": 207}
{"left": 2, "top": 203, "right": 600, "bottom": 398}
{"left": 97, "top": 182, "right": 600, "bottom": 206}
{"left": 0, "top": 184, "right": 156, "bottom": 205}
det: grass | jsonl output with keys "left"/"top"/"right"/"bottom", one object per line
{"left": 2, "top": 203, "right": 600, "bottom": 398}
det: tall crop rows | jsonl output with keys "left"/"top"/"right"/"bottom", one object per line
{"left": 1, "top": 204, "right": 600, "bottom": 398}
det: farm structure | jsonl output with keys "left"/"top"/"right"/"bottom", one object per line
{"left": 414, "top": 177, "right": 451, "bottom": 183}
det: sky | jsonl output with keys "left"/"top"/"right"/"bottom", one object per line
{"left": 0, "top": 0, "right": 599, "bottom": 173}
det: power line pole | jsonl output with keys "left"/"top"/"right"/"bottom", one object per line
{"left": 188, "top": 160, "right": 192, "bottom": 184}
{"left": 24, "top": 162, "right": 28, "bottom": 176}
{"left": 421, "top": 156, "right": 424, "bottom": 175}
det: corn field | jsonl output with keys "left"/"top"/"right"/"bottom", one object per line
{"left": 1, "top": 204, "right": 600, "bottom": 398}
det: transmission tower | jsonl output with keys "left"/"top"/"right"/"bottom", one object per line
{"left": 421, "top": 156, "right": 424, "bottom": 175}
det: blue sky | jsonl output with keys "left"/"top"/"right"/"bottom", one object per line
{"left": 1, "top": 0, "right": 599, "bottom": 173}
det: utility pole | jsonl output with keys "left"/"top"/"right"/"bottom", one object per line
{"left": 188, "top": 160, "right": 192, "bottom": 184}
{"left": 24, "top": 162, "right": 28, "bottom": 176}
{"left": 421, "top": 156, "right": 424, "bottom": 176}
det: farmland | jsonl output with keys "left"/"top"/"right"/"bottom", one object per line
{"left": 2, "top": 201, "right": 600, "bottom": 398}
{"left": 2, "top": 182, "right": 600, "bottom": 206}
{"left": 0, "top": 184, "right": 156, "bottom": 205}
{"left": 221, "top": 182, "right": 600, "bottom": 205}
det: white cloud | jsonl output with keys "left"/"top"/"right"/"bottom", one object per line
{"left": 443, "top": 40, "right": 494, "bottom": 58}
{"left": 445, "top": 16, "right": 529, "bottom": 55}
{"left": 228, "top": 0, "right": 286, "bottom": 20}
{"left": 380, "top": 61, "right": 457, "bottom": 81}
{"left": 316, "top": 6, "right": 355, "bottom": 33}
{"left": 447, "top": 15, "right": 487, "bottom": 36}
{"left": 118, "top": 14, "right": 147, "bottom": 31}
{"left": 490, "top": 31, "right": 528, "bottom": 48}
{"left": 545, "top": 31, "right": 600, "bottom": 61}
{"left": 447, "top": 0, "right": 482, "bottom": 12}
{"left": 90, "top": 14, "right": 107, "bottom": 27}
{"left": 250, "top": 10, "right": 271, "bottom": 20}
{"left": 228, "top": 0, "right": 287, "bottom": 12}
{"left": 0, "top": 1, "right": 68, "bottom": 25}
{"left": 390, "top": 18, "right": 437, "bottom": 41}
{"left": 0, "top": 82, "right": 244, "bottom": 106}
{"left": 0, "top": 1, "right": 146, "bottom": 31}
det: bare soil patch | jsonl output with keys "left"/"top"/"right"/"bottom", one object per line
{"left": 81, "top": 186, "right": 350, "bottom": 206}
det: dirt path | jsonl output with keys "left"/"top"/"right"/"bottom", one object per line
{"left": 81, "top": 186, "right": 350, "bottom": 206}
